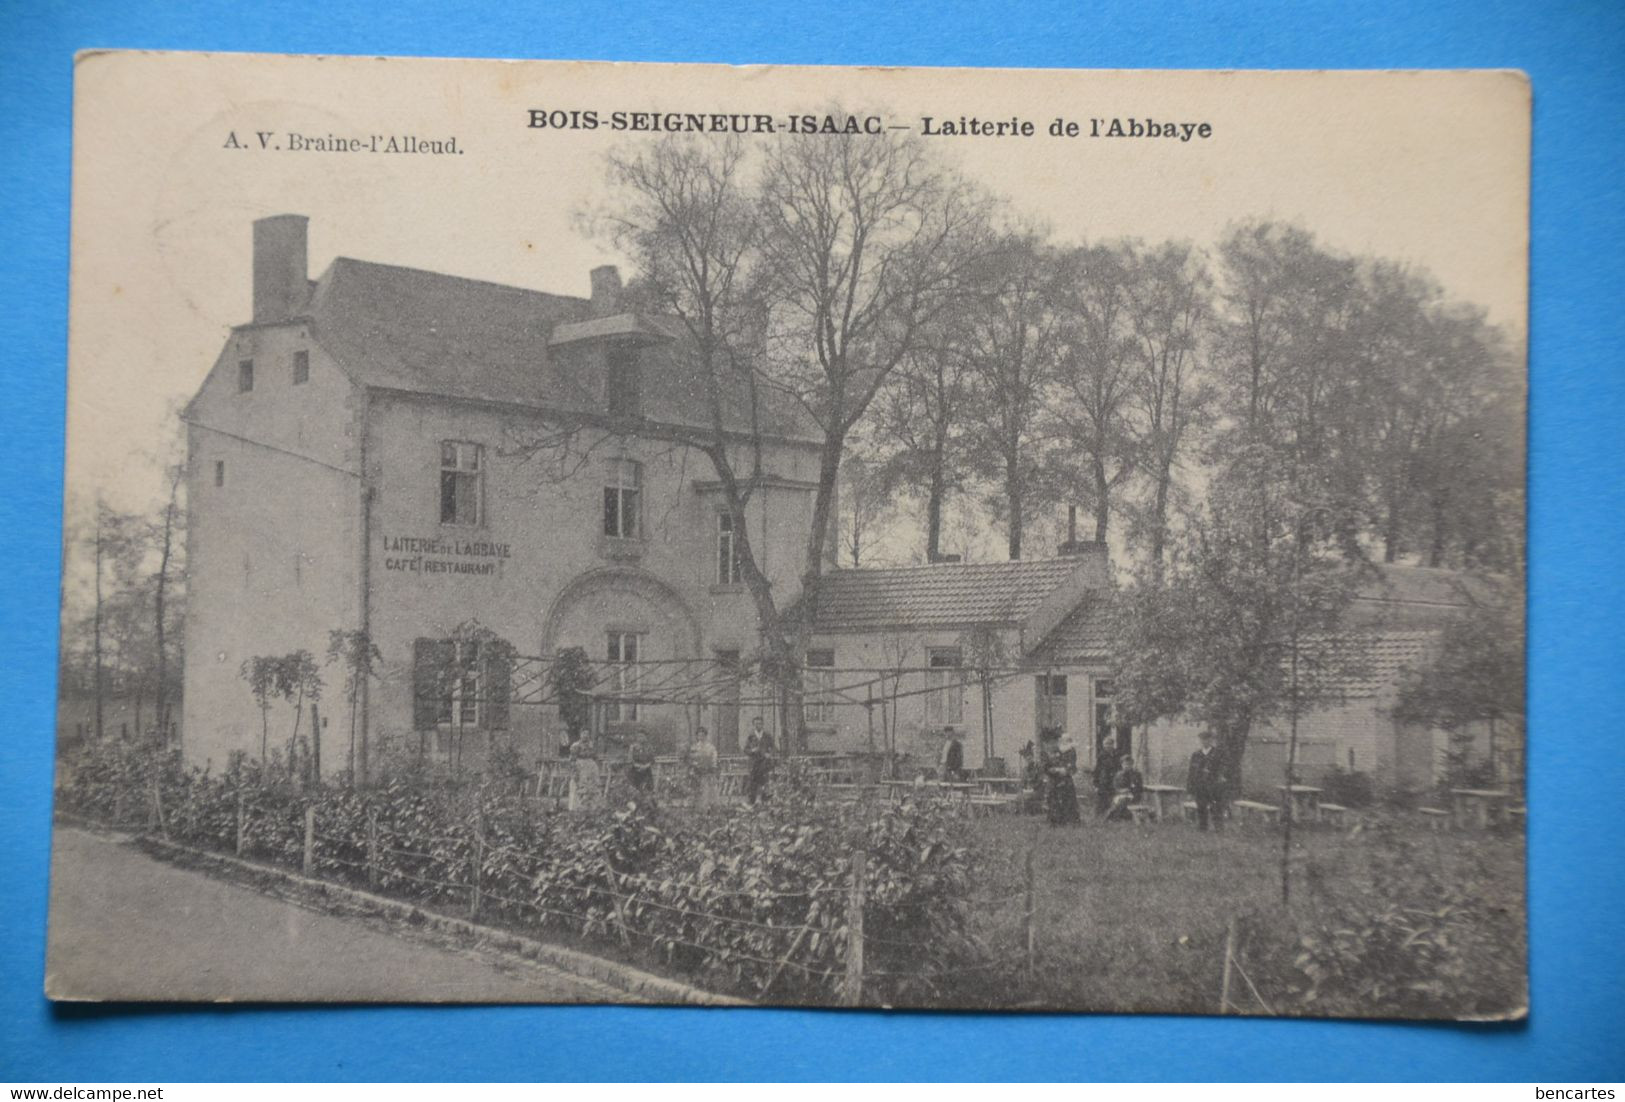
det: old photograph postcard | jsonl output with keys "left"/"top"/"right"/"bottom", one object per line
{"left": 49, "top": 52, "right": 1528, "bottom": 1017}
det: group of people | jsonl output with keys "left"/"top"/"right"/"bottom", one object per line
{"left": 1020, "top": 727, "right": 1231, "bottom": 829}
{"left": 561, "top": 714, "right": 779, "bottom": 811}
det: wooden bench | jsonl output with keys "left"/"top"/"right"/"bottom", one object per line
{"left": 1418, "top": 807, "right": 1451, "bottom": 831}
{"left": 1317, "top": 802, "right": 1349, "bottom": 826}
{"left": 1233, "top": 799, "right": 1280, "bottom": 824}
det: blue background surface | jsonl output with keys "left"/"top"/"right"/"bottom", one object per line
{"left": 3, "top": 0, "right": 1622, "bottom": 1082}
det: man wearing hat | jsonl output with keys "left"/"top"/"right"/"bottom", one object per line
{"left": 1187, "top": 730, "right": 1229, "bottom": 832}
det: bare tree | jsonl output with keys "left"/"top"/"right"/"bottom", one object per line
{"left": 582, "top": 128, "right": 989, "bottom": 746}
{"left": 755, "top": 126, "right": 992, "bottom": 594}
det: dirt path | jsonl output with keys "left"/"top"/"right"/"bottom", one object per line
{"left": 45, "top": 824, "right": 631, "bottom": 1003}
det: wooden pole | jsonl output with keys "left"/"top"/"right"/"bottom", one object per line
{"left": 149, "top": 775, "right": 164, "bottom": 836}
{"left": 469, "top": 817, "right": 484, "bottom": 919}
{"left": 235, "top": 791, "right": 246, "bottom": 856}
{"left": 302, "top": 805, "right": 316, "bottom": 876}
{"left": 843, "top": 849, "right": 867, "bottom": 1007}
{"left": 1219, "top": 916, "right": 1237, "bottom": 1014}
{"left": 1022, "top": 844, "right": 1037, "bottom": 980}
{"left": 366, "top": 807, "right": 379, "bottom": 887}
{"left": 310, "top": 701, "right": 322, "bottom": 785}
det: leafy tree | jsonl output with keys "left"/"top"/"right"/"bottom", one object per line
{"left": 1111, "top": 450, "right": 1369, "bottom": 786}
{"left": 959, "top": 232, "right": 1068, "bottom": 559}
{"left": 1125, "top": 241, "right": 1215, "bottom": 577}
{"left": 1052, "top": 241, "right": 1141, "bottom": 544}
{"left": 1392, "top": 586, "right": 1525, "bottom": 791}
{"left": 327, "top": 629, "right": 383, "bottom": 784}
{"left": 239, "top": 655, "right": 281, "bottom": 764}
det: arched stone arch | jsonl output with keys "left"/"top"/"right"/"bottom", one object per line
{"left": 539, "top": 567, "right": 704, "bottom": 659}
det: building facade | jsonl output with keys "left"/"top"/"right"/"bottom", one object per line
{"left": 181, "top": 215, "right": 826, "bottom": 778}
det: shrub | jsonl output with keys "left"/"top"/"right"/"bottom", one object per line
{"left": 54, "top": 735, "right": 980, "bottom": 1005}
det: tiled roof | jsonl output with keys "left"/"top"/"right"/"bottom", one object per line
{"left": 1349, "top": 565, "right": 1503, "bottom": 626}
{"left": 1028, "top": 592, "right": 1117, "bottom": 665}
{"left": 1291, "top": 630, "right": 1439, "bottom": 698}
{"left": 303, "top": 258, "right": 816, "bottom": 441}
{"left": 805, "top": 558, "right": 1089, "bottom": 632}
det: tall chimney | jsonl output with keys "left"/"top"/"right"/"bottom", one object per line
{"left": 253, "top": 214, "right": 309, "bottom": 323}
{"left": 589, "top": 264, "right": 622, "bottom": 316}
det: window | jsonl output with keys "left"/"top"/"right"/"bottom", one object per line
{"left": 925, "top": 647, "right": 964, "bottom": 726}
{"left": 716, "top": 511, "right": 743, "bottom": 585}
{"left": 292, "top": 350, "right": 310, "bottom": 385}
{"left": 603, "top": 459, "right": 641, "bottom": 539}
{"left": 440, "top": 442, "right": 483, "bottom": 527}
{"left": 803, "top": 648, "right": 836, "bottom": 725}
{"left": 1036, "top": 674, "right": 1068, "bottom": 732}
{"left": 214, "top": 460, "right": 225, "bottom": 488}
{"left": 606, "top": 345, "right": 642, "bottom": 417}
{"left": 412, "top": 637, "right": 511, "bottom": 734}
{"left": 607, "top": 631, "right": 641, "bottom": 721}
{"left": 238, "top": 359, "right": 254, "bottom": 393}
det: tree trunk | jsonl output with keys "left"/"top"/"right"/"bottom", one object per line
{"left": 925, "top": 456, "right": 946, "bottom": 562}
{"left": 1092, "top": 455, "right": 1111, "bottom": 543}
{"left": 1149, "top": 470, "right": 1171, "bottom": 580}
{"left": 1006, "top": 454, "right": 1024, "bottom": 560}
{"left": 154, "top": 487, "right": 176, "bottom": 738}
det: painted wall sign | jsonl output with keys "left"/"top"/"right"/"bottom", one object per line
{"left": 381, "top": 534, "right": 511, "bottom": 576}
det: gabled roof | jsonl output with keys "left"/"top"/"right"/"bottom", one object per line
{"left": 292, "top": 257, "right": 817, "bottom": 442}
{"left": 804, "top": 557, "right": 1093, "bottom": 634}
{"left": 307, "top": 258, "right": 586, "bottom": 407}
{"left": 1349, "top": 564, "right": 1503, "bottom": 626}
{"left": 1027, "top": 592, "right": 1117, "bottom": 666}
{"left": 1292, "top": 630, "right": 1440, "bottom": 698}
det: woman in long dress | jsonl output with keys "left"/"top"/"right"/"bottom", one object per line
{"left": 1042, "top": 728, "right": 1081, "bottom": 825}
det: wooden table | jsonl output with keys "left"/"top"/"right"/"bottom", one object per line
{"left": 1276, "top": 785, "right": 1323, "bottom": 823}
{"left": 1142, "top": 784, "right": 1185, "bottom": 821}
{"left": 976, "top": 777, "right": 1024, "bottom": 797}
{"left": 1450, "top": 788, "right": 1512, "bottom": 829}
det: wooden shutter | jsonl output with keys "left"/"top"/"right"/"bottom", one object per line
{"left": 484, "top": 646, "right": 512, "bottom": 730}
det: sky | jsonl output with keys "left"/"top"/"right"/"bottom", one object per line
{"left": 65, "top": 55, "right": 1529, "bottom": 524}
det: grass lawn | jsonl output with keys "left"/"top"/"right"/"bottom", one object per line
{"left": 952, "top": 810, "right": 1527, "bottom": 1018}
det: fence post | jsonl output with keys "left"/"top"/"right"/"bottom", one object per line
{"left": 1022, "top": 844, "right": 1037, "bottom": 980}
{"left": 1219, "top": 916, "right": 1237, "bottom": 1015}
{"left": 302, "top": 805, "right": 316, "bottom": 876}
{"left": 150, "top": 775, "right": 168, "bottom": 838}
{"left": 235, "top": 791, "right": 246, "bottom": 856}
{"left": 842, "top": 849, "right": 867, "bottom": 1007}
{"left": 469, "top": 815, "right": 484, "bottom": 919}
{"left": 366, "top": 807, "right": 379, "bottom": 888}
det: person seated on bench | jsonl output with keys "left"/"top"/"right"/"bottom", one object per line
{"left": 1105, "top": 756, "right": 1146, "bottom": 822}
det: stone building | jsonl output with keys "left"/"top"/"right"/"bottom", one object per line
{"left": 181, "top": 215, "right": 826, "bottom": 778}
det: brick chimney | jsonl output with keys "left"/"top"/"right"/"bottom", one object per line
{"left": 252, "top": 214, "right": 309, "bottom": 323}
{"left": 589, "top": 264, "right": 622, "bottom": 316}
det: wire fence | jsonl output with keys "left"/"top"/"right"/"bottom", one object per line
{"left": 94, "top": 775, "right": 1028, "bottom": 1006}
